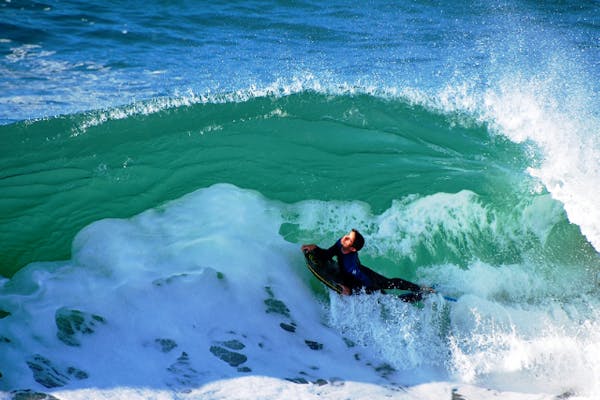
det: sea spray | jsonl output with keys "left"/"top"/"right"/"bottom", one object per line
{"left": 0, "top": 185, "right": 403, "bottom": 393}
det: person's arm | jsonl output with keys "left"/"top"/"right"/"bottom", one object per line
{"left": 320, "top": 241, "right": 338, "bottom": 260}
{"left": 301, "top": 241, "right": 337, "bottom": 261}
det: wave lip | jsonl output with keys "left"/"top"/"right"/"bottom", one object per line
{"left": 480, "top": 75, "right": 600, "bottom": 253}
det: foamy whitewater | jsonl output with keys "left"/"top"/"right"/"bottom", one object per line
{"left": 1, "top": 1, "right": 600, "bottom": 400}
{"left": 3, "top": 184, "right": 598, "bottom": 400}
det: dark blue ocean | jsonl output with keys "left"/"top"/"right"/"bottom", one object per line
{"left": 3, "top": 1, "right": 598, "bottom": 124}
{"left": 1, "top": 1, "right": 600, "bottom": 399}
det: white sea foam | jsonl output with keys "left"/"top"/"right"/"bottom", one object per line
{"left": 427, "top": 70, "right": 600, "bottom": 254}
{"left": 44, "top": 379, "right": 571, "bottom": 400}
{"left": 482, "top": 76, "right": 600, "bottom": 253}
{"left": 68, "top": 74, "right": 431, "bottom": 135}
{"left": 1, "top": 184, "right": 599, "bottom": 399}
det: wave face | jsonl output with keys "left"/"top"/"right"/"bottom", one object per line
{"left": 0, "top": 92, "right": 557, "bottom": 276}
{"left": 1, "top": 1, "right": 599, "bottom": 399}
{"left": 1, "top": 91, "right": 599, "bottom": 399}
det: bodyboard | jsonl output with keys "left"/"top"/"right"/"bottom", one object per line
{"left": 303, "top": 250, "right": 345, "bottom": 294}
{"left": 303, "top": 249, "right": 457, "bottom": 302}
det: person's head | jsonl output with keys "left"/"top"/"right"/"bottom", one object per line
{"left": 341, "top": 229, "right": 365, "bottom": 252}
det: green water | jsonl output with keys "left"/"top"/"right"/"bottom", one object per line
{"left": 0, "top": 92, "right": 587, "bottom": 278}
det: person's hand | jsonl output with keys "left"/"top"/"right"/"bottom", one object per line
{"left": 340, "top": 285, "right": 351, "bottom": 295}
{"left": 301, "top": 244, "right": 317, "bottom": 252}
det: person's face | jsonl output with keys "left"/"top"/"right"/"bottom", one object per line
{"left": 341, "top": 230, "right": 356, "bottom": 251}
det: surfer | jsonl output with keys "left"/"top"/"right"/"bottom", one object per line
{"left": 301, "top": 229, "right": 435, "bottom": 298}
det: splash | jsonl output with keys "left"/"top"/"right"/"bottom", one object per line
{"left": 1, "top": 184, "right": 598, "bottom": 399}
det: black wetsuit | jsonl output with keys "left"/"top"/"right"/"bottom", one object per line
{"left": 314, "top": 239, "right": 423, "bottom": 300}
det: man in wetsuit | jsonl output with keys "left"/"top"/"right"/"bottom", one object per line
{"left": 301, "top": 229, "right": 434, "bottom": 299}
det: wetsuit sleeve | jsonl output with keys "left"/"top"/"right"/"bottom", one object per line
{"left": 312, "top": 240, "right": 339, "bottom": 260}
{"left": 323, "top": 242, "right": 338, "bottom": 259}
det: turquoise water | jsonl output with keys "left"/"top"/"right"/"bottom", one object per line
{"left": 1, "top": 1, "right": 599, "bottom": 398}
{"left": 1, "top": 93, "right": 542, "bottom": 277}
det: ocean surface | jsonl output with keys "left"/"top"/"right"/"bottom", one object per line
{"left": 1, "top": 1, "right": 600, "bottom": 399}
